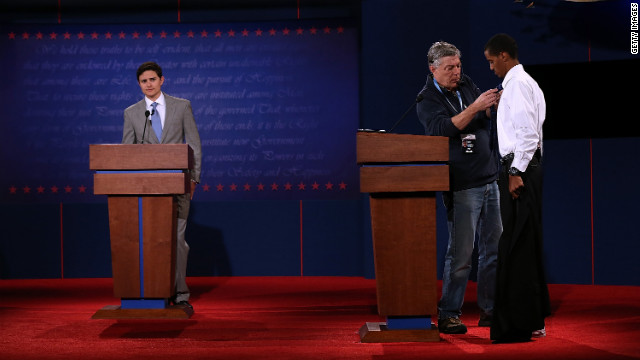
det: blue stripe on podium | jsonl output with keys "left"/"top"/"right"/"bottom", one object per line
{"left": 386, "top": 316, "right": 432, "bottom": 330}
{"left": 121, "top": 299, "right": 168, "bottom": 309}
{"left": 138, "top": 197, "right": 144, "bottom": 298}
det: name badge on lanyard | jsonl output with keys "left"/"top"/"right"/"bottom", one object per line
{"left": 461, "top": 134, "right": 476, "bottom": 154}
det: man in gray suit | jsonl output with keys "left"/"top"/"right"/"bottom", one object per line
{"left": 122, "top": 61, "right": 202, "bottom": 308}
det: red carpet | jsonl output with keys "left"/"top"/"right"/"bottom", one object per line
{"left": 1, "top": 277, "right": 639, "bottom": 359}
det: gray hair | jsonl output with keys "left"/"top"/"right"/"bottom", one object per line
{"left": 427, "top": 41, "right": 461, "bottom": 68}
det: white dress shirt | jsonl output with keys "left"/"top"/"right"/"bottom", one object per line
{"left": 497, "top": 64, "right": 546, "bottom": 172}
{"left": 145, "top": 92, "right": 166, "bottom": 129}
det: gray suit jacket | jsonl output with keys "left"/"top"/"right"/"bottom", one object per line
{"left": 122, "top": 93, "right": 202, "bottom": 218}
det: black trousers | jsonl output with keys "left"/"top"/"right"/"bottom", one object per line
{"left": 490, "top": 153, "right": 551, "bottom": 342}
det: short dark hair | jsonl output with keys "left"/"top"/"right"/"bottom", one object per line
{"left": 136, "top": 61, "right": 163, "bottom": 81}
{"left": 484, "top": 33, "right": 518, "bottom": 59}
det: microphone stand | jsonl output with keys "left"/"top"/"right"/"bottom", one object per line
{"left": 388, "top": 94, "right": 424, "bottom": 133}
{"left": 142, "top": 110, "right": 150, "bottom": 144}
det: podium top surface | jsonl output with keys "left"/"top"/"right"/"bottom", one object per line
{"left": 356, "top": 132, "right": 448, "bottom": 164}
{"left": 89, "top": 144, "right": 194, "bottom": 171}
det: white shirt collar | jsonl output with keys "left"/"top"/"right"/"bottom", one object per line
{"left": 502, "top": 64, "right": 523, "bottom": 89}
{"left": 145, "top": 92, "right": 165, "bottom": 108}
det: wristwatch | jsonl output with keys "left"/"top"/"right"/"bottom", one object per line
{"left": 508, "top": 167, "right": 524, "bottom": 176}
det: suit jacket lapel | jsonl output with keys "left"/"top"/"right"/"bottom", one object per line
{"left": 163, "top": 95, "right": 178, "bottom": 143}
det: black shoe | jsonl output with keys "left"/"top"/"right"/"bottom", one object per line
{"left": 438, "top": 317, "right": 468, "bottom": 334}
{"left": 478, "top": 313, "right": 492, "bottom": 327}
{"left": 174, "top": 300, "right": 193, "bottom": 309}
{"left": 492, "top": 334, "right": 531, "bottom": 343}
{"left": 492, "top": 329, "right": 532, "bottom": 343}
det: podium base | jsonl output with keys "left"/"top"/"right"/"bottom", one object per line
{"left": 91, "top": 304, "right": 194, "bottom": 319}
{"left": 359, "top": 322, "right": 440, "bottom": 343}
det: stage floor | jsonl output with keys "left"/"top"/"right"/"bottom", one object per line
{"left": 1, "top": 277, "right": 639, "bottom": 359}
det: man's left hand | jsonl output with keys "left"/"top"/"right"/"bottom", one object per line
{"left": 509, "top": 175, "right": 524, "bottom": 199}
{"left": 190, "top": 181, "right": 197, "bottom": 200}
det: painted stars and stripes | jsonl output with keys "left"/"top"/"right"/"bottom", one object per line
{"left": 8, "top": 181, "right": 347, "bottom": 196}
{"left": 7, "top": 26, "right": 345, "bottom": 41}
{"left": 8, "top": 185, "right": 87, "bottom": 195}
{"left": 200, "top": 181, "right": 348, "bottom": 192}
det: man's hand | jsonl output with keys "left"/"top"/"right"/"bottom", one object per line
{"left": 495, "top": 88, "right": 502, "bottom": 108}
{"left": 509, "top": 175, "right": 524, "bottom": 199}
{"left": 473, "top": 88, "right": 499, "bottom": 111}
{"left": 452, "top": 88, "right": 499, "bottom": 130}
{"left": 190, "top": 181, "right": 197, "bottom": 200}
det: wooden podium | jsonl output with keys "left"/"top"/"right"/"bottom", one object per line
{"left": 356, "top": 132, "right": 449, "bottom": 342}
{"left": 89, "top": 144, "right": 194, "bottom": 319}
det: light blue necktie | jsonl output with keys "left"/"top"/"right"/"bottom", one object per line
{"left": 150, "top": 102, "right": 162, "bottom": 142}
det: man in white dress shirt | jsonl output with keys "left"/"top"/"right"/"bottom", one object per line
{"left": 484, "top": 33, "right": 550, "bottom": 343}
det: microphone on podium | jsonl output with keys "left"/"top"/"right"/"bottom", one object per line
{"left": 387, "top": 93, "right": 425, "bottom": 133}
{"left": 142, "top": 110, "right": 151, "bottom": 144}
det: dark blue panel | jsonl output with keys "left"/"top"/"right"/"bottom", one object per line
{"left": 592, "top": 138, "right": 640, "bottom": 286}
{"left": 186, "top": 201, "right": 300, "bottom": 276}
{"left": 301, "top": 199, "right": 362, "bottom": 276}
{"left": 467, "top": 0, "right": 636, "bottom": 89}
{"left": 361, "top": 0, "right": 471, "bottom": 135}
{"left": 0, "top": 203, "right": 61, "bottom": 279}
{"left": 61, "top": 202, "right": 112, "bottom": 278}
{"left": 542, "top": 140, "right": 592, "bottom": 284}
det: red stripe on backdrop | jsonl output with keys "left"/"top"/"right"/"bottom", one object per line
{"left": 589, "top": 139, "right": 595, "bottom": 285}
{"left": 299, "top": 200, "right": 304, "bottom": 276}
{"left": 177, "top": 0, "right": 181, "bottom": 23}
{"left": 57, "top": 0, "right": 62, "bottom": 23}
{"left": 60, "top": 202, "right": 64, "bottom": 279}
{"left": 587, "top": 33, "right": 595, "bottom": 285}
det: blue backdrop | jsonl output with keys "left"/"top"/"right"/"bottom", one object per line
{"left": 1, "top": 21, "right": 359, "bottom": 203}
{"left": 1, "top": 0, "right": 639, "bottom": 285}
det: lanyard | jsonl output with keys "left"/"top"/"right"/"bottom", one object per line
{"left": 433, "top": 78, "right": 465, "bottom": 113}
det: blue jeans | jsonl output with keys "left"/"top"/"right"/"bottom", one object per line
{"left": 439, "top": 181, "right": 501, "bottom": 320}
